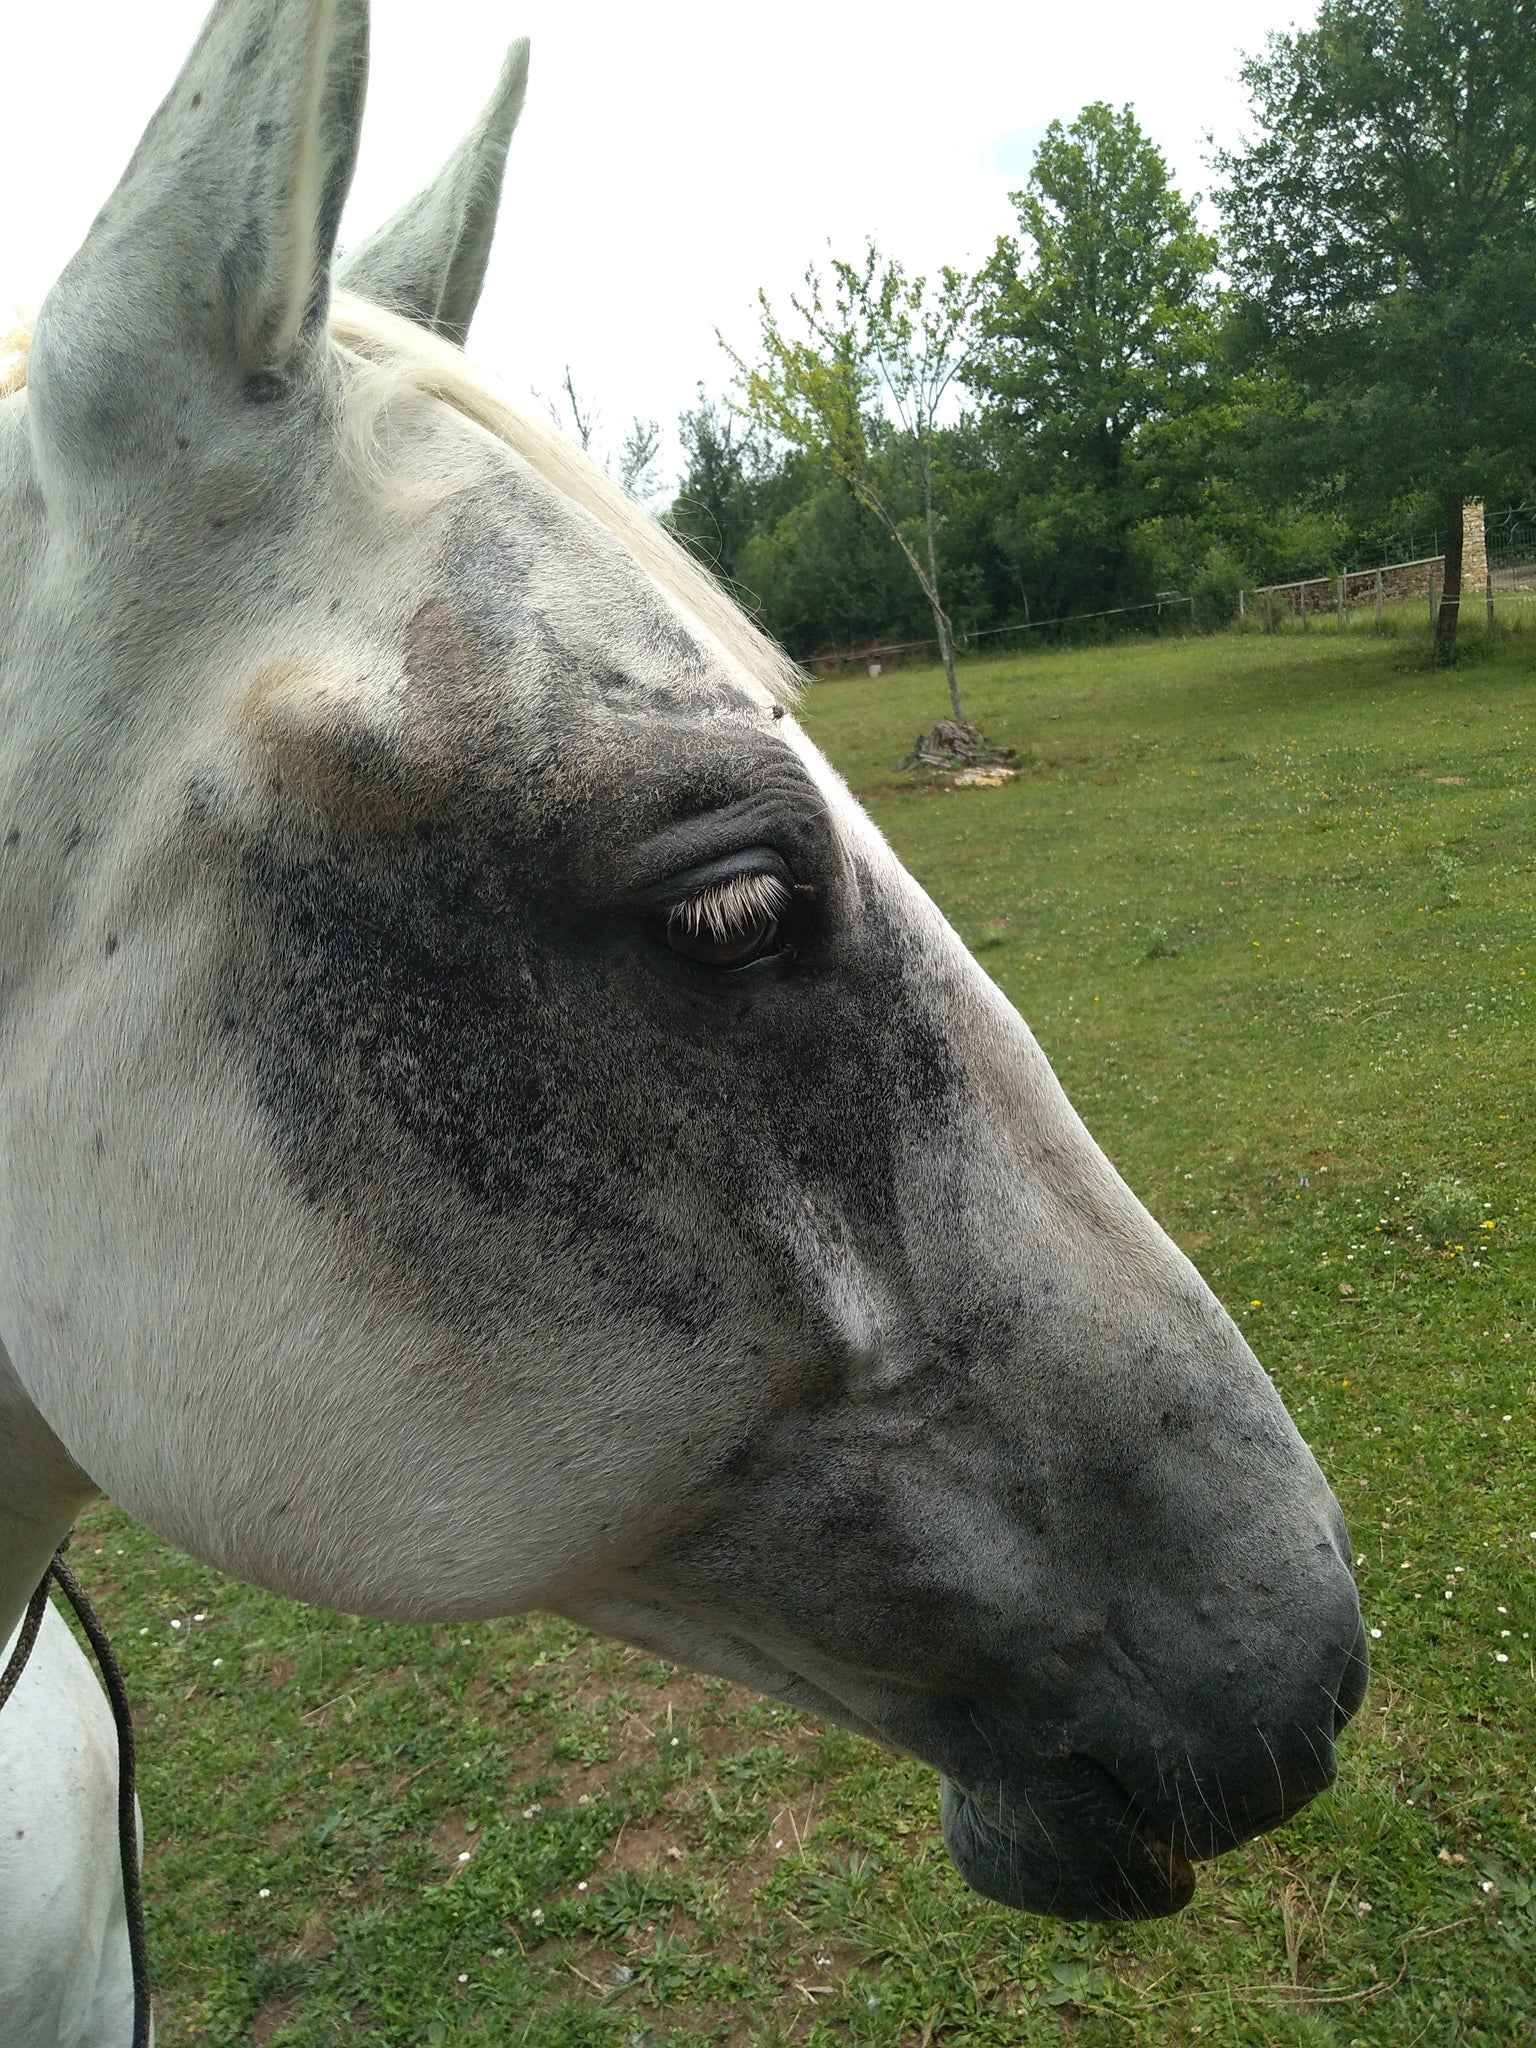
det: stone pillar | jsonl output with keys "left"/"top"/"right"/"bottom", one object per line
{"left": 1462, "top": 500, "right": 1487, "bottom": 588}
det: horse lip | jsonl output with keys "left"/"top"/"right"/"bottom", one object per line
{"left": 1139, "top": 1829, "right": 1198, "bottom": 1898}
{"left": 938, "top": 1767, "right": 1198, "bottom": 1922}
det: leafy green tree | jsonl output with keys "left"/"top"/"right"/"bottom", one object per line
{"left": 1215, "top": 0, "right": 1536, "bottom": 653}
{"left": 972, "top": 103, "right": 1218, "bottom": 610}
{"left": 720, "top": 423, "right": 1012, "bottom": 661}
{"left": 735, "top": 465, "right": 930, "bottom": 656}
{"left": 725, "top": 247, "right": 980, "bottom": 722}
{"left": 667, "top": 388, "right": 772, "bottom": 584}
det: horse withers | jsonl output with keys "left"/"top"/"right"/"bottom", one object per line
{"left": 0, "top": 1, "right": 1366, "bottom": 2037}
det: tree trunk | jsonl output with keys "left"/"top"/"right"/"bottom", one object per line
{"left": 920, "top": 448, "right": 965, "bottom": 724}
{"left": 931, "top": 603, "right": 962, "bottom": 722}
{"left": 851, "top": 469, "right": 967, "bottom": 725}
{"left": 1435, "top": 491, "right": 1464, "bottom": 656}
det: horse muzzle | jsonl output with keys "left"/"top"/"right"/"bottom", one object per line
{"left": 934, "top": 1605, "right": 1370, "bottom": 1921}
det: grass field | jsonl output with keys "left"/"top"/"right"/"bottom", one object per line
{"left": 72, "top": 622, "right": 1535, "bottom": 2046}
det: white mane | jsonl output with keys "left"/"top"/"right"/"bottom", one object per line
{"left": 334, "top": 297, "right": 803, "bottom": 706}
{"left": 0, "top": 300, "right": 803, "bottom": 708}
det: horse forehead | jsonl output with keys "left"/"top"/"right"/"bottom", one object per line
{"left": 225, "top": 467, "right": 793, "bottom": 846}
{"left": 385, "top": 469, "right": 756, "bottom": 727}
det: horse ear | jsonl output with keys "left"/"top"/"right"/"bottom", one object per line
{"left": 28, "top": 0, "right": 368, "bottom": 470}
{"left": 337, "top": 39, "right": 529, "bottom": 346}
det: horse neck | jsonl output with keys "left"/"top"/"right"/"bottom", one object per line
{"left": 0, "top": 1345, "right": 96, "bottom": 1642}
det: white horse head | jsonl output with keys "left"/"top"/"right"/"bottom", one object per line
{"left": 0, "top": 0, "right": 1364, "bottom": 1928}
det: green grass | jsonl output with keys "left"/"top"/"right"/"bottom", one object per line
{"left": 71, "top": 623, "right": 1536, "bottom": 2045}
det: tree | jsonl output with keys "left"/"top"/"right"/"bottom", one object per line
{"left": 1215, "top": 0, "right": 1536, "bottom": 653}
{"left": 971, "top": 103, "right": 1219, "bottom": 613}
{"left": 667, "top": 388, "right": 773, "bottom": 583}
{"left": 540, "top": 366, "right": 665, "bottom": 507}
{"left": 546, "top": 365, "right": 596, "bottom": 454}
{"left": 725, "top": 247, "right": 980, "bottom": 723}
{"left": 616, "top": 417, "right": 663, "bottom": 504}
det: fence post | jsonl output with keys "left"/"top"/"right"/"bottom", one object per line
{"left": 1189, "top": 595, "right": 1197, "bottom": 633}
{"left": 1336, "top": 573, "right": 1345, "bottom": 632}
{"left": 1266, "top": 591, "right": 1274, "bottom": 633}
{"left": 1375, "top": 567, "right": 1384, "bottom": 631}
{"left": 1301, "top": 582, "right": 1310, "bottom": 631}
{"left": 1486, "top": 564, "right": 1496, "bottom": 635}
{"left": 1238, "top": 587, "right": 1245, "bottom": 622}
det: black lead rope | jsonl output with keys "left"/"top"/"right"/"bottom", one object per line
{"left": 0, "top": 1540, "right": 152, "bottom": 2048}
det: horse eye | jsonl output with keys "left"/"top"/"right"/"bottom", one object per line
{"left": 664, "top": 871, "right": 789, "bottom": 968}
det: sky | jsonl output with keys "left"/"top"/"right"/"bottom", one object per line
{"left": 2, "top": 0, "right": 1311, "bottom": 491}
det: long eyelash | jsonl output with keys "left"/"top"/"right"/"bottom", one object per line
{"left": 668, "top": 871, "right": 789, "bottom": 942}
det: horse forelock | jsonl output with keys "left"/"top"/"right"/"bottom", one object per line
{"left": 0, "top": 328, "right": 26, "bottom": 402}
{"left": 0, "top": 302, "right": 802, "bottom": 711}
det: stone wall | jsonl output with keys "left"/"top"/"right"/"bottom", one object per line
{"left": 1252, "top": 503, "right": 1487, "bottom": 615}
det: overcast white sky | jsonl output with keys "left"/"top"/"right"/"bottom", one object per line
{"left": 3, "top": 0, "right": 1310, "bottom": 488}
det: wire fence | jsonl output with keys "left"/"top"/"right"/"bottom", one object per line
{"left": 811, "top": 595, "right": 1198, "bottom": 673}
{"left": 810, "top": 507, "right": 1536, "bottom": 673}
{"left": 1243, "top": 584, "right": 1536, "bottom": 637}
{"left": 1487, "top": 502, "right": 1536, "bottom": 558}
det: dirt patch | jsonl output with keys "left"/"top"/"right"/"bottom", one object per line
{"left": 577, "top": 1668, "right": 739, "bottom": 1719}
{"left": 563, "top": 1943, "right": 636, "bottom": 1999}
{"left": 431, "top": 1811, "right": 481, "bottom": 1870}
{"left": 251, "top": 1994, "right": 301, "bottom": 2045}
{"left": 539, "top": 1672, "right": 763, "bottom": 1799}
{"left": 599, "top": 1813, "right": 690, "bottom": 1874}
{"left": 721, "top": 1976, "right": 834, "bottom": 2046}
{"left": 767, "top": 1791, "right": 826, "bottom": 1856}
{"left": 291, "top": 1902, "right": 333, "bottom": 1960}
{"left": 714, "top": 1793, "right": 833, "bottom": 1916}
